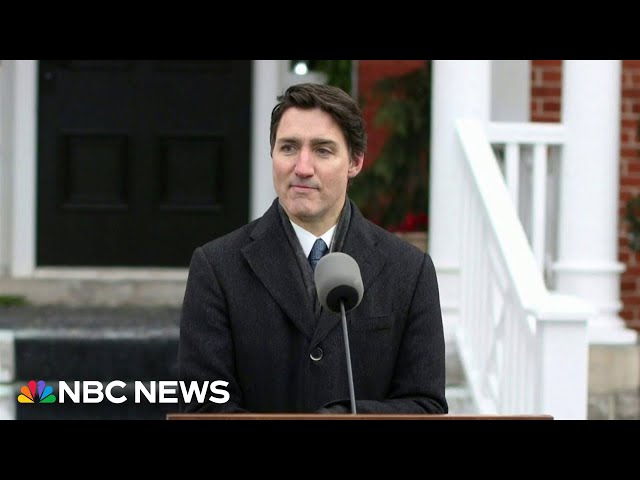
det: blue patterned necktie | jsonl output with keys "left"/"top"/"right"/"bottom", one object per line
{"left": 308, "top": 238, "right": 329, "bottom": 271}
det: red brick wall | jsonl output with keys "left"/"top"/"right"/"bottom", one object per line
{"left": 357, "top": 60, "right": 427, "bottom": 169}
{"left": 618, "top": 60, "right": 640, "bottom": 330}
{"left": 531, "top": 60, "right": 562, "bottom": 122}
{"left": 531, "top": 60, "right": 640, "bottom": 331}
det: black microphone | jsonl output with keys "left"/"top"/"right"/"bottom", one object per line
{"left": 314, "top": 252, "right": 364, "bottom": 414}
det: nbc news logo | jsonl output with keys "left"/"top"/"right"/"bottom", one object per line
{"left": 17, "top": 380, "right": 56, "bottom": 404}
{"left": 16, "top": 378, "right": 229, "bottom": 404}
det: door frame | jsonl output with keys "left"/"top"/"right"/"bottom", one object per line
{"left": 3, "top": 60, "right": 280, "bottom": 277}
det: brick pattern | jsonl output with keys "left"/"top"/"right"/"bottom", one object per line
{"left": 619, "top": 60, "right": 640, "bottom": 331}
{"left": 530, "top": 60, "right": 562, "bottom": 122}
{"left": 357, "top": 60, "right": 427, "bottom": 169}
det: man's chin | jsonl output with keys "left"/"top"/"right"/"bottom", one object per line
{"left": 288, "top": 208, "right": 318, "bottom": 222}
{"left": 283, "top": 199, "right": 314, "bottom": 215}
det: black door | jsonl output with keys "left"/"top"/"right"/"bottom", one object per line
{"left": 37, "top": 60, "right": 251, "bottom": 267}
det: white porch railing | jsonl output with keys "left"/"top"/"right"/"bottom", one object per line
{"left": 455, "top": 119, "right": 592, "bottom": 420}
{"left": 486, "top": 122, "right": 565, "bottom": 287}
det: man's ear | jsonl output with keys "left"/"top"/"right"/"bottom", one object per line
{"left": 348, "top": 154, "right": 364, "bottom": 178}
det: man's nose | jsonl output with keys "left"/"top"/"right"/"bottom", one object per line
{"left": 294, "top": 148, "right": 314, "bottom": 177}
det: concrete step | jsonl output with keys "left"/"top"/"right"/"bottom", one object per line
{"left": 0, "top": 272, "right": 187, "bottom": 307}
{"left": 1, "top": 305, "right": 179, "bottom": 379}
{"left": 445, "top": 338, "right": 477, "bottom": 414}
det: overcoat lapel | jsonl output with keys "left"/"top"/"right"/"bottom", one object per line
{"left": 242, "top": 202, "right": 315, "bottom": 340}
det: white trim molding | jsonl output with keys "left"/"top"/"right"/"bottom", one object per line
{"left": 11, "top": 60, "right": 38, "bottom": 277}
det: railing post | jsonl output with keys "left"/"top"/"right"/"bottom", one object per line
{"left": 533, "top": 294, "right": 592, "bottom": 420}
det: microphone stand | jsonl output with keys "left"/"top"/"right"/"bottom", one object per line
{"left": 340, "top": 300, "right": 357, "bottom": 414}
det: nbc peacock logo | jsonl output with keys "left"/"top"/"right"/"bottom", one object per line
{"left": 17, "top": 380, "right": 57, "bottom": 404}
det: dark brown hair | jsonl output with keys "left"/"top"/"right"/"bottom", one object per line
{"left": 269, "top": 83, "right": 367, "bottom": 162}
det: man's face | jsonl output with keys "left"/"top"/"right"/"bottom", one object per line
{"left": 272, "top": 107, "right": 363, "bottom": 234}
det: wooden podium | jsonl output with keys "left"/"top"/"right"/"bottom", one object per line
{"left": 166, "top": 413, "right": 553, "bottom": 420}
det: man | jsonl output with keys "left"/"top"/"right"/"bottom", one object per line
{"left": 178, "top": 83, "right": 447, "bottom": 414}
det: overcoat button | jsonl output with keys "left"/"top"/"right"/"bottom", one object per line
{"left": 310, "top": 347, "right": 323, "bottom": 361}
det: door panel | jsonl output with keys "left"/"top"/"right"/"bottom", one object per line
{"left": 37, "top": 60, "right": 251, "bottom": 267}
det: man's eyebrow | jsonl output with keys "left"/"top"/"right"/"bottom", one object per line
{"left": 275, "top": 137, "right": 339, "bottom": 148}
{"left": 309, "top": 138, "right": 338, "bottom": 148}
{"left": 276, "top": 136, "right": 301, "bottom": 145}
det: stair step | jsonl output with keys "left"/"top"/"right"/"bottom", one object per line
{"left": 0, "top": 274, "right": 186, "bottom": 307}
{"left": 2, "top": 306, "right": 179, "bottom": 380}
{"left": 15, "top": 335, "right": 178, "bottom": 381}
{"left": 445, "top": 338, "right": 466, "bottom": 387}
{"left": 445, "top": 386, "right": 477, "bottom": 414}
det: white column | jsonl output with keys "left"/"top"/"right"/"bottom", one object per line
{"left": 11, "top": 60, "right": 37, "bottom": 277}
{"left": 250, "top": 60, "right": 280, "bottom": 221}
{"left": 554, "top": 60, "right": 635, "bottom": 344}
{"left": 0, "top": 60, "right": 11, "bottom": 277}
{"left": 429, "top": 61, "right": 491, "bottom": 340}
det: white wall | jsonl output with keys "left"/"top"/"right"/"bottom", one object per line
{"left": 491, "top": 60, "right": 530, "bottom": 122}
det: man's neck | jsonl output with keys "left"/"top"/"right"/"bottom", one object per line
{"left": 281, "top": 203, "right": 345, "bottom": 237}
